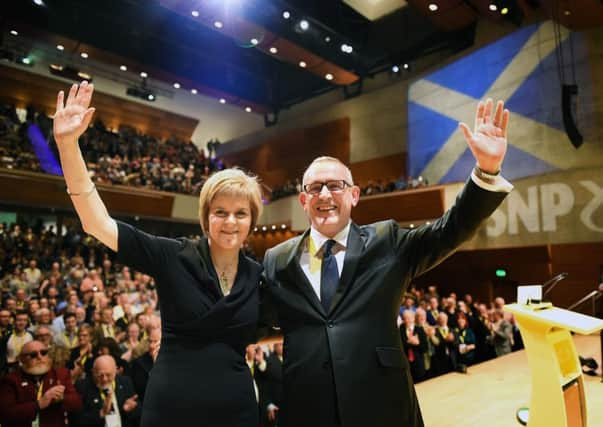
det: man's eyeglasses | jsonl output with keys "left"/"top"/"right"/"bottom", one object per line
{"left": 303, "top": 180, "right": 351, "bottom": 195}
{"left": 23, "top": 349, "right": 49, "bottom": 359}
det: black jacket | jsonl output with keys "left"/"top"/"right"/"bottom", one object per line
{"left": 261, "top": 179, "right": 507, "bottom": 427}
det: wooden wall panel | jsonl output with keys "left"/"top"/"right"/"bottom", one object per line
{"left": 353, "top": 186, "right": 445, "bottom": 224}
{"left": 349, "top": 152, "right": 406, "bottom": 187}
{"left": 0, "top": 65, "right": 198, "bottom": 141}
{"left": 0, "top": 169, "right": 174, "bottom": 218}
{"left": 221, "top": 118, "right": 351, "bottom": 190}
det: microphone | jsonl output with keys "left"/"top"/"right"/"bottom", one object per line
{"left": 543, "top": 273, "right": 569, "bottom": 298}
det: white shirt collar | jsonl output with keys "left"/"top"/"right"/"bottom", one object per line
{"left": 309, "top": 221, "right": 351, "bottom": 256}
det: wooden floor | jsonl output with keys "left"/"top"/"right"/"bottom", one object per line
{"left": 415, "top": 334, "right": 603, "bottom": 427}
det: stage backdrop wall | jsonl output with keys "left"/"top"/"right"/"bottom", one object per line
{"left": 408, "top": 21, "right": 602, "bottom": 185}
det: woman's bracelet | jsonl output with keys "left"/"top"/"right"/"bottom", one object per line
{"left": 66, "top": 183, "right": 96, "bottom": 197}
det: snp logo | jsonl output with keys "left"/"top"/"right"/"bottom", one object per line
{"left": 487, "top": 180, "right": 603, "bottom": 236}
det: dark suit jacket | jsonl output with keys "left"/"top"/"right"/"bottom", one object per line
{"left": 74, "top": 374, "right": 141, "bottom": 427}
{"left": 261, "top": 179, "right": 507, "bottom": 427}
{"left": 0, "top": 367, "right": 82, "bottom": 427}
{"left": 257, "top": 353, "right": 283, "bottom": 412}
{"left": 131, "top": 352, "right": 154, "bottom": 404}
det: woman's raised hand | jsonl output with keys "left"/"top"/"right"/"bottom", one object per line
{"left": 53, "top": 81, "right": 95, "bottom": 145}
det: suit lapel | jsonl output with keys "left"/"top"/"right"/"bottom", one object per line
{"left": 330, "top": 222, "right": 366, "bottom": 314}
{"left": 283, "top": 230, "right": 325, "bottom": 316}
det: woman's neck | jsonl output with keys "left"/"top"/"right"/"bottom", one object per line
{"left": 208, "top": 242, "right": 239, "bottom": 271}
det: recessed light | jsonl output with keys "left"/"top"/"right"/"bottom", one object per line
{"left": 214, "top": 21, "right": 223, "bottom": 29}
{"left": 299, "top": 61, "right": 307, "bottom": 68}
{"left": 392, "top": 65, "right": 400, "bottom": 73}
{"left": 21, "top": 57, "right": 32, "bottom": 65}
{"left": 271, "top": 225, "right": 277, "bottom": 230}
{"left": 191, "top": 10, "right": 199, "bottom": 17}
{"left": 250, "top": 38, "right": 259, "bottom": 45}
{"left": 33, "top": 0, "right": 44, "bottom": 6}
{"left": 173, "top": 83, "right": 181, "bottom": 89}
{"left": 282, "top": 11, "right": 290, "bottom": 19}
{"left": 564, "top": 10, "right": 571, "bottom": 16}
{"left": 409, "top": 224, "right": 415, "bottom": 228}
{"left": 262, "top": 226, "right": 267, "bottom": 231}
{"left": 501, "top": 7, "right": 509, "bottom": 14}
{"left": 324, "top": 36, "right": 331, "bottom": 43}
{"left": 299, "top": 20, "right": 309, "bottom": 31}
{"left": 80, "top": 52, "right": 88, "bottom": 59}
{"left": 403, "top": 63, "right": 409, "bottom": 69}
{"left": 489, "top": 4, "right": 497, "bottom": 11}
{"left": 10, "top": 30, "right": 18, "bottom": 36}
{"left": 340, "top": 44, "right": 353, "bottom": 54}
{"left": 269, "top": 47, "right": 278, "bottom": 54}
{"left": 120, "top": 65, "right": 127, "bottom": 71}
{"left": 281, "top": 224, "right": 286, "bottom": 229}
{"left": 219, "top": 98, "right": 226, "bottom": 104}
{"left": 191, "top": 89, "right": 198, "bottom": 94}
{"left": 245, "top": 106, "right": 252, "bottom": 112}
{"left": 56, "top": 44, "right": 64, "bottom": 51}
{"left": 325, "top": 73, "right": 334, "bottom": 81}
{"left": 147, "top": 94, "right": 155, "bottom": 101}
{"left": 140, "top": 72, "right": 148, "bottom": 78}
{"left": 428, "top": 3, "right": 438, "bottom": 12}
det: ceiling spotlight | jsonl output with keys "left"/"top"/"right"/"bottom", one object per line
{"left": 21, "top": 57, "right": 32, "bottom": 65}
{"left": 219, "top": 98, "right": 226, "bottom": 104}
{"left": 325, "top": 73, "right": 334, "bottom": 81}
{"left": 403, "top": 63, "right": 409, "bottom": 69}
{"left": 191, "top": 10, "right": 199, "bottom": 17}
{"left": 33, "top": 0, "right": 45, "bottom": 5}
{"left": 254, "top": 227, "right": 258, "bottom": 232}
{"left": 214, "top": 21, "right": 223, "bottom": 29}
{"left": 428, "top": 3, "right": 438, "bottom": 12}
{"left": 191, "top": 88, "right": 198, "bottom": 94}
{"left": 501, "top": 7, "right": 509, "bottom": 14}
{"left": 147, "top": 94, "right": 155, "bottom": 101}
{"left": 250, "top": 38, "right": 259, "bottom": 45}
{"left": 245, "top": 106, "right": 252, "bottom": 112}
{"left": 120, "top": 65, "right": 127, "bottom": 71}
{"left": 340, "top": 44, "right": 353, "bottom": 54}
{"left": 324, "top": 36, "right": 331, "bottom": 43}
{"left": 299, "top": 61, "right": 307, "bottom": 68}
{"left": 140, "top": 71, "right": 148, "bottom": 78}
{"left": 262, "top": 226, "right": 267, "bottom": 231}
{"left": 299, "top": 20, "right": 309, "bottom": 31}
{"left": 392, "top": 65, "right": 400, "bottom": 73}
{"left": 56, "top": 44, "right": 64, "bottom": 51}
{"left": 173, "top": 82, "right": 181, "bottom": 89}
{"left": 269, "top": 47, "right": 278, "bottom": 54}
{"left": 489, "top": 4, "right": 497, "bottom": 11}
{"left": 281, "top": 224, "right": 287, "bottom": 229}
{"left": 564, "top": 10, "right": 571, "bottom": 15}
{"left": 282, "top": 11, "right": 290, "bottom": 19}
{"left": 10, "top": 30, "right": 18, "bottom": 36}
{"left": 409, "top": 224, "right": 415, "bottom": 228}
{"left": 80, "top": 52, "right": 88, "bottom": 59}
{"left": 271, "top": 225, "right": 277, "bottom": 230}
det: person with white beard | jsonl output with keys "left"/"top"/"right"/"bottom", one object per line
{"left": 0, "top": 340, "right": 82, "bottom": 427}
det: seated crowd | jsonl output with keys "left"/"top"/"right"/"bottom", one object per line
{"left": 0, "top": 220, "right": 522, "bottom": 426}
{"left": 0, "top": 104, "right": 225, "bottom": 196}
{"left": 1, "top": 104, "right": 428, "bottom": 203}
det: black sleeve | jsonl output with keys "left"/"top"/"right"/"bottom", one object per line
{"left": 113, "top": 220, "right": 182, "bottom": 280}
{"left": 394, "top": 178, "right": 507, "bottom": 280}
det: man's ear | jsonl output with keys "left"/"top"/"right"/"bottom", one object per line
{"left": 350, "top": 185, "right": 361, "bottom": 207}
{"left": 298, "top": 191, "right": 307, "bottom": 209}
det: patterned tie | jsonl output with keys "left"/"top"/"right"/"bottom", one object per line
{"left": 320, "top": 239, "right": 339, "bottom": 312}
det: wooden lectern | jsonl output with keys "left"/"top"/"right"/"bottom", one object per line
{"left": 505, "top": 303, "right": 603, "bottom": 427}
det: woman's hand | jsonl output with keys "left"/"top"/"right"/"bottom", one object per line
{"left": 53, "top": 81, "right": 95, "bottom": 145}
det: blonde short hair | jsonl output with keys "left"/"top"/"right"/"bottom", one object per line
{"left": 198, "top": 168, "right": 263, "bottom": 235}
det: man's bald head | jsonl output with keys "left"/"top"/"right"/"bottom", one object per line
{"left": 93, "top": 355, "right": 117, "bottom": 389}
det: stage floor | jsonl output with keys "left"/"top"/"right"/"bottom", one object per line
{"left": 415, "top": 334, "right": 603, "bottom": 427}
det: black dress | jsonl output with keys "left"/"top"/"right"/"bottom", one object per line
{"left": 114, "top": 221, "right": 262, "bottom": 427}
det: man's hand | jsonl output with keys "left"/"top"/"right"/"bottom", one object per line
{"left": 254, "top": 347, "right": 265, "bottom": 364}
{"left": 123, "top": 394, "right": 138, "bottom": 413}
{"left": 53, "top": 81, "right": 95, "bottom": 145}
{"left": 459, "top": 98, "right": 509, "bottom": 175}
{"left": 267, "top": 404, "right": 279, "bottom": 422}
{"left": 38, "top": 385, "right": 66, "bottom": 409}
